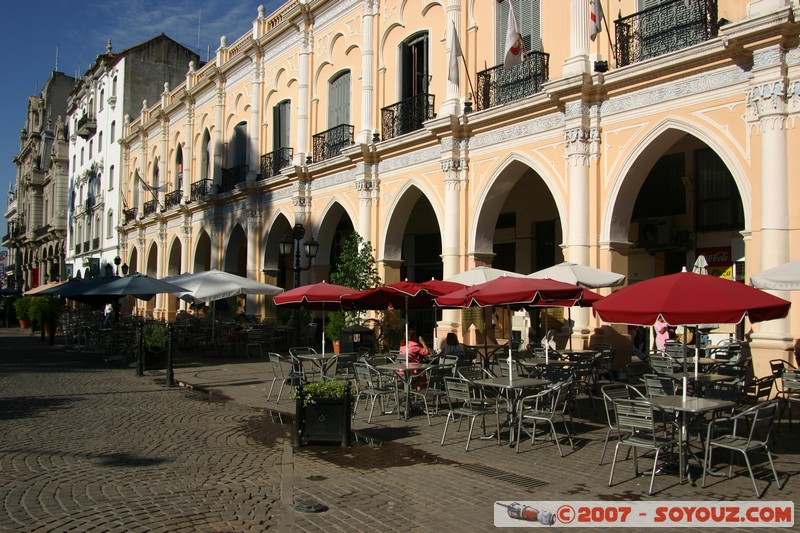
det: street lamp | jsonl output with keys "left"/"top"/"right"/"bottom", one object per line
{"left": 114, "top": 256, "right": 121, "bottom": 276}
{"left": 104, "top": 263, "right": 113, "bottom": 277}
{"left": 121, "top": 263, "right": 129, "bottom": 276}
{"left": 278, "top": 223, "right": 319, "bottom": 346}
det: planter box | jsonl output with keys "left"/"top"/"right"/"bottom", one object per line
{"left": 295, "top": 389, "right": 351, "bottom": 447}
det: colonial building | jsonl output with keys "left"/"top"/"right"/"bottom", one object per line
{"left": 118, "top": 0, "right": 800, "bottom": 376}
{"left": 4, "top": 70, "right": 76, "bottom": 292}
{"left": 65, "top": 35, "right": 199, "bottom": 279}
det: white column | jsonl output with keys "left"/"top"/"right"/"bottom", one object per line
{"left": 750, "top": 78, "right": 791, "bottom": 343}
{"left": 159, "top": 123, "right": 168, "bottom": 210}
{"left": 441, "top": 158, "right": 463, "bottom": 335}
{"left": 563, "top": 0, "right": 591, "bottom": 77}
{"left": 182, "top": 105, "right": 193, "bottom": 203}
{"left": 248, "top": 55, "right": 263, "bottom": 182}
{"left": 213, "top": 82, "right": 224, "bottom": 188}
{"left": 357, "top": 0, "right": 377, "bottom": 144}
{"left": 357, "top": 164, "right": 377, "bottom": 240}
{"left": 296, "top": 27, "right": 311, "bottom": 163}
{"left": 565, "top": 127, "right": 592, "bottom": 338}
{"left": 246, "top": 207, "right": 261, "bottom": 313}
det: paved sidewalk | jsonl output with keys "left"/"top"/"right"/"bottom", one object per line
{"left": 2, "top": 327, "right": 798, "bottom": 531}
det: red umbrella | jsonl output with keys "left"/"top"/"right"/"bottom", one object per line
{"left": 434, "top": 276, "right": 585, "bottom": 308}
{"left": 273, "top": 282, "right": 357, "bottom": 355}
{"left": 592, "top": 271, "right": 790, "bottom": 326}
{"left": 273, "top": 281, "right": 356, "bottom": 310}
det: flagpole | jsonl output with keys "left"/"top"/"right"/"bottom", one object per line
{"left": 460, "top": 53, "right": 477, "bottom": 108}
{"left": 599, "top": 1, "right": 618, "bottom": 62}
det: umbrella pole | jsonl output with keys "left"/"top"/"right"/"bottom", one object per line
{"left": 507, "top": 305, "right": 513, "bottom": 385}
{"left": 321, "top": 305, "right": 326, "bottom": 356}
{"left": 544, "top": 312, "right": 549, "bottom": 365}
{"left": 568, "top": 308, "right": 573, "bottom": 350}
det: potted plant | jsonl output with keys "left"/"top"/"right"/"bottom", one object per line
{"left": 13, "top": 296, "right": 32, "bottom": 329}
{"left": 293, "top": 379, "right": 352, "bottom": 447}
{"left": 325, "top": 311, "right": 346, "bottom": 354}
{"left": 142, "top": 322, "right": 170, "bottom": 369}
{"left": 28, "top": 296, "right": 61, "bottom": 343}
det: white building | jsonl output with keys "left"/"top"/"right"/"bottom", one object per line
{"left": 65, "top": 35, "right": 198, "bottom": 278}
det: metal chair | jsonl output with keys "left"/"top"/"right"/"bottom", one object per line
{"left": 441, "top": 377, "right": 498, "bottom": 451}
{"left": 649, "top": 354, "right": 678, "bottom": 376}
{"left": 409, "top": 365, "right": 449, "bottom": 426}
{"left": 323, "top": 352, "right": 358, "bottom": 382}
{"left": 267, "top": 352, "right": 303, "bottom": 404}
{"left": 778, "top": 369, "right": 800, "bottom": 426}
{"left": 289, "top": 346, "right": 320, "bottom": 382}
{"left": 608, "top": 398, "right": 678, "bottom": 496}
{"left": 643, "top": 373, "right": 678, "bottom": 398}
{"left": 352, "top": 362, "right": 399, "bottom": 423}
{"left": 516, "top": 380, "right": 575, "bottom": 457}
{"left": 599, "top": 383, "right": 646, "bottom": 465}
{"left": 702, "top": 400, "right": 783, "bottom": 498}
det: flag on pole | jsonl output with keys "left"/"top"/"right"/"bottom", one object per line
{"left": 504, "top": 1, "right": 523, "bottom": 68}
{"left": 448, "top": 22, "right": 462, "bottom": 85}
{"left": 590, "top": 0, "right": 604, "bottom": 42}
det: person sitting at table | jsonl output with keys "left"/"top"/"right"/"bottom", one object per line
{"left": 440, "top": 332, "right": 464, "bottom": 357}
{"left": 399, "top": 329, "right": 430, "bottom": 387}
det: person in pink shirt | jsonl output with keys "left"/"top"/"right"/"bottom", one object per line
{"left": 399, "top": 329, "right": 430, "bottom": 387}
{"left": 653, "top": 316, "right": 670, "bottom": 352}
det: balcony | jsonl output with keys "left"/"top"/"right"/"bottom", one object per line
{"left": 33, "top": 224, "right": 52, "bottom": 239}
{"left": 260, "top": 147, "right": 293, "bottom": 180}
{"left": 85, "top": 196, "right": 96, "bottom": 212}
{"left": 220, "top": 165, "right": 248, "bottom": 193}
{"left": 92, "top": 237, "right": 100, "bottom": 250}
{"left": 381, "top": 94, "right": 436, "bottom": 141}
{"left": 75, "top": 242, "right": 81, "bottom": 255}
{"left": 76, "top": 113, "right": 97, "bottom": 140}
{"left": 123, "top": 207, "right": 138, "bottom": 225}
{"left": 83, "top": 241, "right": 90, "bottom": 253}
{"left": 190, "top": 179, "right": 213, "bottom": 201}
{"left": 476, "top": 50, "right": 549, "bottom": 111}
{"left": 615, "top": 0, "right": 718, "bottom": 68}
{"left": 312, "top": 124, "right": 354, "bottom": 163}
{"left": 164, "top": 189, "right": 182, "bottom": 210}
{"left": 143, "top": 199, "right": 159, "bottom": 217}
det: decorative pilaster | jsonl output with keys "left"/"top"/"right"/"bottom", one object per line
{"left": 248, "top": 53, "right": 263, "bottom": 182}
{"left": 213, "top": 79, "right": 225, "bottom": 188}
{"left": 210, "top": 216, "right": 223, "bottom": 271}
{"left": 182, "top": 100, "right": 194, "bottom": 203}
{"left": 356, "top": 162, "right": 379, "bottom": 240}
{"left": 563, "top": 0, "right": 592, "bottom": 77}
{"left": 358, "top": 0, "right": 377, "bottom": 144}
{"left": 296, "top": 22, "right": 312, "bottom": 163}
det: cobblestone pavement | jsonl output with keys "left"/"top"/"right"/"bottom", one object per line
{"left": 1, "top": 329, "right": 799, "bottom": 532}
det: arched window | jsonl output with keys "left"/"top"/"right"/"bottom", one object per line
{"left": 106, "top": 210, "right": 114, "bottom": 238}
{"left": 273, "top": 100, "right": 291, "bottom": 150}
{"left": 230, "top": 122, "right": 247, "bottom": 168}
{"left": 201, "top": 129, "right": 211, "bottom": 181}
{"left": 108, "top": 165, "right": 114, "bottom": 191}
{"left": 175, "top": 144, "right": 183, "bottom": 190}
{"left": 110, "top": 121, "right": 115, "bottom": 143}
{"left": 401, "top": 32, "right": 429, "bottom": 99}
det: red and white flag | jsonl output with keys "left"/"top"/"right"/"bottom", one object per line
{"left": 590, "top": 0, "right": 604, "bottom": 42}
{"left": 448, "top": 22, "right": 462, "bottom": 85}
{"left": 504, "top": 1, "right": 523, "bottom": 68}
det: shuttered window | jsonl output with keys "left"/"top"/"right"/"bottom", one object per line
{"left": 496, "top": 0, "right": 541, "bottom": 65}
{"left": 273, "top": 100, "right": 291, "bottom": 150}
{"left": 328, "top": 71, "right": 351, "bottom": 128}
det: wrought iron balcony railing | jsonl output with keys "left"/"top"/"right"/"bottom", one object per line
{"left": 220, "top": 165, "right": 248, "bottom": 193}
{"left": 33, "top": 225, "right": 52, "bottom": 239}
{"left": 190, "top": 179, "right": 213, "bottom": 201}
{"left": 123, "top": 207, "right": 138, "bottom": 224}
{"left": 83, "top": 241, "right": 90, "bottom": 253}
{"left": 312, "top": 124, "right": 354, "bottom": 163}
{"left": 164, "top": 189, "right": 182, "bottom": 210}
{"left": 615, "top": 0, "right": 718, "bottom": 68}
{"left": 76, "top": 113, "right": 97, "bottom": 139}
{"left": 85, "top": 196, "right": 96, "bottom": 212}
{"left": 260, "top": 147, "right": 293, "bottom": 180}
{"left": 381, "top": 94, "right": 436, "bottom": 141}
{"left": 143, "top": 199, "right": 159, "bottom": 217}
{"left": 476, "top": 51, "right": 549, "bottom": 111}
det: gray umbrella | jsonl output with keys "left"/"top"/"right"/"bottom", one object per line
{"left": 82, "top": 273, "right": 188, "bottom": 301}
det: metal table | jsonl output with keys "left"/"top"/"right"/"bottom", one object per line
{"left": 474, "top": 376, "right": 550, "bottom": 446}
{"left": 376, "top": 363, "right": 430, "bottom": 420}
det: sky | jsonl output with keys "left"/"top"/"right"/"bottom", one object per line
{"left": 0, "top": 0, "right": 285, "bottom": 208}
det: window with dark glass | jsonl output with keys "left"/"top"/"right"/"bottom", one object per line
{"left": 694, "top": 148, "right": 743, "bottom": 231}
{"left": 632, "top": 152, "right": 686, "bottom": 219}
{"left": 400, "top": 33, "right": 429, "bottom": 100}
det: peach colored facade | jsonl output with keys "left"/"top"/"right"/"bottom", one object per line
{"left": 118, "top": 0, "right": 800, "bottom": 377}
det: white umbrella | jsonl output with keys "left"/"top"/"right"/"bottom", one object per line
{"left": 750, "top": 259, "right": 800, "bottom": 291}
{"left": 692, "top": 255, "right": 709, "bottom": 275}
{"left": 528, "top": 261, "right": 625, "bottom": 289}
{"left": 163, "top": 269, "right": 284, "bottom": 342}
{"left": 528, "top": 261, "right": 624, "bottom": 349}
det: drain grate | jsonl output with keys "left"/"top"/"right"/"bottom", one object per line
{"left": 457, "top": 463, "right": 549, "bottom": 490}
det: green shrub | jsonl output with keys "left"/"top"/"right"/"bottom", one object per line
{"left": 293, "top": 379, "right": 352, "bottom": 407}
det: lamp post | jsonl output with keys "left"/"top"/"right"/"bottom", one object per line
{"left": 121, "top": 263, "right": 129, "bottom": 276}
{"left": 278, "top": 223, "right": 319, "bottom": 346}
{"left": 114, "top": 256, "right": 121, "bottom": 276}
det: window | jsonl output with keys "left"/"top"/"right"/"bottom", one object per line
{"left": 328, "top": 71, "right": 351, "bottom": 128}
{"left": 94, "top": 215, "right": 101, "bottom": 239}
{"left": 273, "top": 100, "right": 291, "bottom": 150}
{"left": 106, "top": 210, "right": 113, "bottom": 238}
{"left": 496, "top": 0, "right": 542, "bottom": 65}
{"left": 108, "top": 165, "right": 114, "bottom": 191}
{"left": 694, "top": 148, "right": 744, "bottom": 231}
{"left": 401, "top": 33, "right": 429, "bottom": 99}
{"left": 110, "top": 121, "right": 115, "bottom": 143}
{"left": 88, "top": 140, "right": 93, "bottom": 159}
{"left": 175, "top": 145, "right": 183, "bottom": 190}
{"left": 80, "top": 148, "right": 84, "bottom": 166}
{"left": 230, "top": 122, "right": 248, "bottom": 167}
{"left": 99, "top": 90, "right": 104, "bottom": 111}
{"left": 98, "top": 131, "right": 102, "bottom": 151}
{"left": 201, "top": 129, "right": 211, "bottom": 180}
